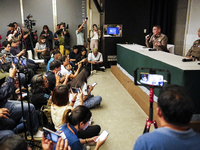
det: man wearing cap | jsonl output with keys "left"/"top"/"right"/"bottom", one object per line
{"left": 6, "top": 23, "right": 17, "bottom": 42}
{"left": 87, "top": 48, "right": 105, "bottom": 71}
{"left": 186, "top": 28, "right": 200, "bottom": 60}
{"left": 76, "top": 19, "right": 87, "bottom": 54}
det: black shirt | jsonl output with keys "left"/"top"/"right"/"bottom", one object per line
{"left": 45, "top": 71, "right": 56, "bottom": 91}
{"left": 31, "top": 88, "right": 51, "bottom": 110}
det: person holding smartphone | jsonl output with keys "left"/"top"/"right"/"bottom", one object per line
{"left": 51, "top": 85, "right": 101, "bottom": 140}
{"left": 69, "top": 68, "right": 102, "bottom": 109}
{"left": 55, "top": 106, "right": 107, "bottom": 150}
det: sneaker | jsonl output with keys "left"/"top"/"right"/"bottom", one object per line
{"left": 86, "top": 146, "right": 91, "bottom": 150}
{"left": 99, "top": 66, "right": 105, "bottom": 72}
{"left": 27, "top": 130, "right": 42, "bottom": 141}
{"left": 100, "top": 66, "right": 105, "bottom": 70}
{"left": 33, "top": 130, "right": 43, "bottom": 138}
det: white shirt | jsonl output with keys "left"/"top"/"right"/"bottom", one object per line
{"left": 88, "top": 52, "right": 103, "bottom": 62}
{"left": 51, "top": 104, "right": 73, "bottom": 130}
{"left": 91, "top": 31, "right": 99, "bottom": 40}
{"left": 69, "top": 82, "right": 88, "bottom": 108}
{"left": 60, "top": 65, "right": 69, "bottom": 76}
{"left": 76, "top": 30, "right": 84, "bottom": 45}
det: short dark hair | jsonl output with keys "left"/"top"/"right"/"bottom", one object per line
{"left": 0, "top": 134, "right": 28, "bottom": 150}
{"left": 60, "top": 55, "right": 68, "bottom": 64}
{"left": 153, "top": 25, "right": 161, "bottom": 30}
{"left": 52, "top": 85, "right": 69, "bottom": 106}
{"left": 50, "top": 60, "right": 62, "bottom": 70}
{"left": 2, "top": 41, "right": 11, "bottom": 47}
{"left": 158, "top": 85, "right": 194, "bottom": 126}
{"left": 73, "top": 45, "right": 78, "bottom": 50}
{"left": 93, "top": 24, "right": 97, "bottom": 28}
{"left": 78, "top": 24, "right": 81, "bottom": 28}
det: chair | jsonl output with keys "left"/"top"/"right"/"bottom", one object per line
{"left": 167, "top": 44, "right": 175, "bottom": 54}
{"left": 27, "top": 50, "right": 44, "bottom": 64}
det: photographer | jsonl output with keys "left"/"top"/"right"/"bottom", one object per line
{"left": 76, "top": 18, "right": 87, "bottom": 54}
{"left": 23, "top": 28, "right": 37, "bottom": 58}
{"left": 56, "top": 22, "right": 70, "bottom": 55}
{"left": 40, "top": 25, "right": 53, "bottom": 51}
{"left": 1, "top": 41, "right": 26, "bottom": 85}
{"left": 10, "top": 38, "right": 37, "bottom": 75}
{"left": 90, "top": 24, "right": 100, "bottom": 50}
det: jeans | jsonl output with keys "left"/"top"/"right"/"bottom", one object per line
{"left": 1, "top": 100, "right": 39, "bottom": 135}
{"left": 70, "top": 61, "right": 76, "bottom": 68}
{"left": 83, "top": 95, "right": 102, "bottom": 108}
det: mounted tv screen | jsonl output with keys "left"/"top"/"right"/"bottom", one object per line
{"left": 104, "top": 24, "right": 122, "bottom": 37}
{"left": 107, "top": 27, "right": 119, "bottom": 35}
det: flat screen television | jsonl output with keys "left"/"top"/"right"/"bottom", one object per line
{"left": 104, "top": 24, "right": 122, "bottom": 37}
{"left": 107, "top": 27, "right": 119, "bottom": 35}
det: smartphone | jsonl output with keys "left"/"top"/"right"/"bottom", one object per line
{"left": 140, "top": 73, "right": 164, "bottom": 86}
{"left": 22, "top": 93, "right": 27, "bottom": 97}
{"left": 21, "top": 58, "right": 27, "bottom": 67}
{"left": 96, "top": 130, "right": 109, "bottom": 142}
{"left": 43, "top": 127, "right": 61, "bottom": 143}
{"left": 12, "top": 57, "right": 18, "bottom": 66}
{"left": 92, "top": 82, "right": 97, "bottom": 87}
{"left": 71, "top": 87, "right": 79, "bottom": 93}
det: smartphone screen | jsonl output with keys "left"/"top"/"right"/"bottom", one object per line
{"left": 12, "top": 57, "right": 18, "bottom": 66}
{"left": 140, "top": 73, "right": 164, "bottom": 86}
{"left": 21, "top": 59, "right": 27, "bottom": 67}
{"left": 96, "top": 130, "right": 109, "bottom": 142}
{"left": 43, "top": 127, "right": 60, "bottom": 143}
{"left": 72, "top": 88, "right": 79, "bottom": 93}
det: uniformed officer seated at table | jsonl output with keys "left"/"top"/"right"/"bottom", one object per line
{"left": 145, "top": 25, "right": 168, "bottom": 52}
{"left": 186, "top": 28, "right": 200, "bottom": 60}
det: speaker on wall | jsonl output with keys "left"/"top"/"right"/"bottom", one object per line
{"left": 93, "top": 0, "right": 102, "bottom": 13}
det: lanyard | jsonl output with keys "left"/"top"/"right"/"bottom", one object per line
{"left": 67, "top": 123, "right": 75, "bottom": 135}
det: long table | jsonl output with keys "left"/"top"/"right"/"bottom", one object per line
{"left": 117, "top": 44, "right": 200, "bottom": 114}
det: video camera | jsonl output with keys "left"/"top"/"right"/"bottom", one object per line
{"left": 61, "top": 22, "right": 69, "bottom": 31}
{"left": 24, "top": 14, "right": 36, "bottom": 30}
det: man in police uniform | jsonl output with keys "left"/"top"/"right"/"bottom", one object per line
{"left": 186, "top": 28, "right": 200, "bottom": 60}
{"left": 145, "top": 25, "right": 168, "bottom": 52}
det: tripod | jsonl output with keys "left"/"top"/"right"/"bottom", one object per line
{"left": 17, "top": 67, "right": 41, "bottom": 149}
{"left": 143, "top": 87, "right": 158, "bottom": 133}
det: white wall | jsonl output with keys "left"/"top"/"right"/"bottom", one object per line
{"left": 184, "top": 0, "right": 200, "bottom": 56}
{"left": 0, "top": 0, "right": 85, "bottom": 47}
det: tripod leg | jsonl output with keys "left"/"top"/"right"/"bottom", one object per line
{"left": 153, "top": 120, "right": 158, "bottom": 129}
{"left": 143, "top": 119, "right": 151, "bottom": 134}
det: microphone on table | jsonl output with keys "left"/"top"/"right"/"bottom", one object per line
{"left": 182, "top": 58, "right": 195, "bottom": 62}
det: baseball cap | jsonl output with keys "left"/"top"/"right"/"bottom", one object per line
{"left": 7, "top": 23, "right": 15, "bottom": 27}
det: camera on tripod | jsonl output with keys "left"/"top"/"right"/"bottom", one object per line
{"left": 24, "top": 14, "right": 36, "bottom": 30}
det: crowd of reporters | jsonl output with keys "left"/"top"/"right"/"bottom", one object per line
{"left": 0, "top": 21, "right": 107, "bottom": 150}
